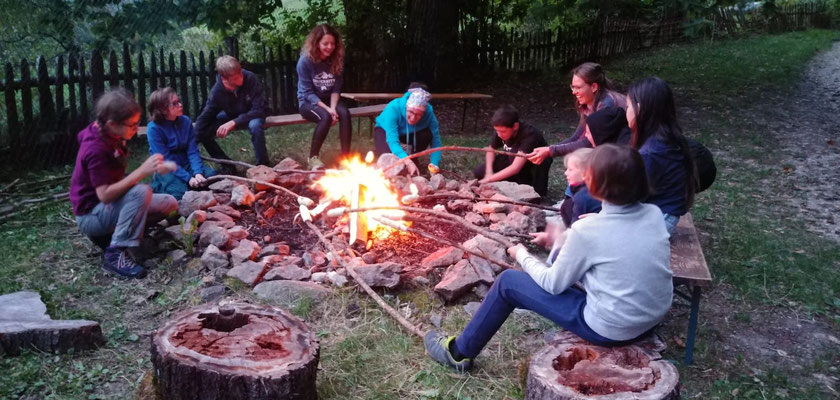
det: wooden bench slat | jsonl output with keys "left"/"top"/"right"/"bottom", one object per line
{"left": 670, "top": 213, "right": 712, "bottom": 286}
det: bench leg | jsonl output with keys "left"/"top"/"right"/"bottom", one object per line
{"left": 684, "top": 285, "right": 701, "bottom": 365}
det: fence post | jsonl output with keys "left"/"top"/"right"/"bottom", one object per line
{"left": 268, "top": 47, "right": 278, "bottom": 114}
{"left": 56, "top": 55, "right": 66, "bottom": 123}
{"left": 150, "top": 51, "right": 158, "bottom": 92}
{"left": 199, "top": 51, "right": 208, "bottom": 109}
{"left": 4, "top": 63, "right": 20, "bottom": 151}
{"left": 123, "top": 42, "right": 134, "bottom": 94}
{"left": 138, "top": 52, "right": 147, "bottom": 124}
{"left": 168, "top": 52, "right": 177, "bottom": 90}
{"left": 68, "top": 56, "right": 78, "bottom": 123}
{"left": 91, "top": 50, "right": 105, "bottom": 101}
{"left": 79, "top": 55, "right": 89, "bottom": 119}
{"left": 190, "top": 52, "right": 199, "bottom": 117}
{"left": 159, "top": 48, "right": 166, "bottom": 89}
{"left": 284, "top": 44, "right": 295, "bottom": 112}
{"left": 108, "top": 50, "right": 120, "bottom": 89}
{"left": 36, "top": 55, "right": 56, "bottom": 154}
{"left": 20, "top": 59, "right": 33, "bottom": 149}
{"left": 179, "top": 51, "right": 189, "bottom": 117}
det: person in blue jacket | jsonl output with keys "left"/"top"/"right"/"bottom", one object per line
{"left": 146, "top": 87, "right": 215, "bottom": 199}
{"left": 626, "top": 76, "right": 699, "bottom": 235}
{"left": 195, "top": 55, "right": 268, "bottom": 169}
{"left": 373, "top": 84, "right": 442, "bottom": 174}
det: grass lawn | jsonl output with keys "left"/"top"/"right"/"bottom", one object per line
{"left": 1, "top": 29, "right": 839, "bottom": 399}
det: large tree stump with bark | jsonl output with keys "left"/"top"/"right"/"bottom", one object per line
{"left": 526, "top": 332, "right": 679, "bottom": 400}
{"left": 151, "top": 303, "right": 319, "bottom": 400}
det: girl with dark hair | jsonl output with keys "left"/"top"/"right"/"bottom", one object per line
{"left": 424, "top": 144, "right": 673, "bottom": 372}
{"left": 626, "top": 76, "right": 699, "bottom": 235}
{"left": 146, "top": 87, "right": 215, "bottom": 199}
{"left": 70, "top": 89, "right": 179, "bottom": 278}
{"left": 297, "top": 24, "right": 350, "bottom": 169}
{"left": 527, "top": 62, "right": 626, "bottom": 165}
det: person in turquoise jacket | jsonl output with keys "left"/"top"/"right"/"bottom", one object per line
{"left": 373, "top": 84, "right": 442, "bottom": 172}
{"left": 146, "top": 87, "right": 216, "bottom": 199}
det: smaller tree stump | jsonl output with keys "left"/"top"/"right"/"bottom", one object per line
{"left": 526, "top": 332, "right": 679, "bottom": 400}
{"left": 151, "top": 303, "right": 319, "bottom": 400}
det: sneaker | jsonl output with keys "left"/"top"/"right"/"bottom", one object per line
{"left": 424, "top": 330, "right": 472, "bottom": 372}
{"left": 103, "top": 246, "right": 147, "bottom": 278}
{"left": 307, "top": 156, "right": 325, "bottom": 170}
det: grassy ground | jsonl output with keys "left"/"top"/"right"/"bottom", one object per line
{"left": 1, "top": 30, "right": 839, "bottom": 399}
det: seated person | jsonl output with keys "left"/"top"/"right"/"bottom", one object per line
{"left": 70, "top": 89, "right": 179, "bottom": 279}
{"left": 424, "top": 144, "right": 673, "bottom": 372}
{"left": 195, "top": 55, "right": 268, "bottom": 169}
{"left": 473, "top": 105, "right": 552, "bottom": 197}
{"left": 146, "top": 87, "right": 216, "bottom": 200}
{"left": 373, "top": 84, "right": 441, "bottom": 174}
{"left": 558, "top": 148, "right": 601, "bottom": 227}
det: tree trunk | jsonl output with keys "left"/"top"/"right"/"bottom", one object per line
{"left": 151, "top": 303, "right": 319, "bottom": 400}
{"left": 526, "top": 332, "right": 679, "bottom": 400}
{"left": 406, "top": 0, "right": 460, "bottom": 88}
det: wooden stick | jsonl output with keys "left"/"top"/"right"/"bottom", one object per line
{"left": 0, "top": 178, "right": 21, "bottom": 193}
{"left": 404, "top": 214, "right": 533, "bottom": 242}
{"left": 381, "top": 146, "right": 529, "bottom": 173}
{"left": 303, "top": 220, "right": 425, "bottom": 338}
{"left": 418, "top": 193, "right": 561, "bottom": 212}
{"left": 201, "top": 156, "right": 257, "bottom": 170}
{"left": 202, "top": 156, "right": 325, "bottom": 175}
{"left": 206, "top": 174, "right": 302, "bottom": 199}
{"left": 371, "top": 216, "right": 517, "bottom": 271}
{"left": 337, "top": 205, "right": 515, "bottom": 247}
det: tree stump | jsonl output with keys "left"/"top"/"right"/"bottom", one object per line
{"left": 526, "top": 332, "right": 679, "bottom": 400}
{"left": 151, "top": 303, "right": 319, "bottom": 400}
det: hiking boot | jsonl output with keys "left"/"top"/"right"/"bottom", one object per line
{"left": 103, "top": 246, "right": 147, "bottom": 279}
{"left": 424, "top": 330, "right": 472, "bottom": 372}
{"left": 307, "top": 156, "right": 325, "bottom": 170}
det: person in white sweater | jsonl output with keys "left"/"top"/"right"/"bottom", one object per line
{"left": 424, "top": 144, "right": 673, "bottom": 372}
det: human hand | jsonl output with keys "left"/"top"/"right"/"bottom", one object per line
{"left": 216, "top": 121, "right": 236, "bottom": 138}
{"left": 326, "top": 107, "right": 339, "bottom": 126}
{"left": 428, "top": 164, "right": 440, "bottom": 175}
{"left": 140, "top": 154, "right": 164, "bottom": 176}
{"left": 156, "top": 161, "right": 177, "bottom": 175}
{"left": 507, "top": 243, "right": 526, "bottom": 259}
{"left": 403, "top": 159, "right": 419, "bottom": 176}
{"left": 529, "top": 231, "right": 552, "bottom": 249}
{"left": 527, "top": 147, "right": 551, "bottom": 165}
{"left": 189, "top": 174, "right": 206, "bottom": 188}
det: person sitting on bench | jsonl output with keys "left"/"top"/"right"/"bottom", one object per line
{"left": 146, "top": 87, "right": 216, "bottom": 199}
{"left": 195, "top": 55, "right": 268, "bottom": 170}
{"left": 373, "top": 84, "right": 442, "bottom": 175}
{"left": 473, "top": 105, "right": 552, "bottom": 196}
{"left": 70, "top": 89, "right": 179, "bottom": 279}
{"left": 297, "top": 24, "right": 351, "bottom": 170}
{"left": 424, "top": 144, "right": 673, "bottom": 372}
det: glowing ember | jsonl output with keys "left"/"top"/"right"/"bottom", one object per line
{"left": 312, "top": 155, "right": 407, "bottom": 240}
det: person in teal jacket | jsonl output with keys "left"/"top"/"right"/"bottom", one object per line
{"left": 146, "top": 87, "right": 216, "bottom": 199}
{"left": 373, "top": 85, "right": 442, "bottom": 172}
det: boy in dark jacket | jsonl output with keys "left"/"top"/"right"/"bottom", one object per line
{"left": 195, "top": 56, "right": 269, "bottom": 167}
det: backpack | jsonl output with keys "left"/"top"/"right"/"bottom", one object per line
{"left": 687, "top": 138, "right": 716, "bottom": 193}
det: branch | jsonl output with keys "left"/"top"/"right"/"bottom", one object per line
{"left": 382, "top": 146, "right": 530, "bottom": 172}
{"left": 417, "top": 193, "right": 561, "bottom": 212}
{"left": 201, "top": 156, "right": 325, "bottom": 175}
{"left": 205, "top": 174, "right": 301, "bottom": 199}
{"left": 0, "top": 179, "right": 21, "bottom": 194}
{"left": 303, "top": 220, "right": 425, "bottom": 338}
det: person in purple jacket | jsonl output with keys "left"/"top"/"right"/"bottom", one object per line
{"left": 70, "top": 89, "right": 178, "bottom": 278}
{"left": 146, "top": 87, "right": 215, "bottom": 200}
{"left": 296, "top": 24, "right": 350, "bottom": 170}
{"left": 527, "top": 62, "right": 625, "bottom": 165}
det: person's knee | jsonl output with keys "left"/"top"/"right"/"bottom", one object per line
{"left": 248, "top": 119, "right": 265, "bottom": 135}
{"left": 126, "top": 184, "right": 153, "bottom": 205}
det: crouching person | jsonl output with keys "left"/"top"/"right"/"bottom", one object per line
{"left": 473, "top": 105, "right": 552, "bottom": 196}
{"left": 70, "top": 89, "right": 179, "bottom": 278}
{"left": 425, "top": 144, "right": 673, "bottom": 372}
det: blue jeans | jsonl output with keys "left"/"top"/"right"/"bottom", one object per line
{"left": 151, "top": 165, "right": 217, "bottom": 200}
{"left": 198, "top": 112, "right": 269, "bottom": 166}
{"left": 664, "top": 213, "right": 680, "bottom": 236}
{"left": 454, "top": 270, "right": 623, "bottom": 359}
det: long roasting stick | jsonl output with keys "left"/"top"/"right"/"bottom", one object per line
{"left": 381, "top": 146, "right": 530, "bottom": 173}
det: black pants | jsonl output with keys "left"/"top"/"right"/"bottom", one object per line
{"left": 299, "top": 101, "right": 352, "bottom": 158}
{"left": 473, "top": 154, "right": 553, "bottom": 197}
{"left": 373, "top": 127, "right": 433, "bottom": 157}
{"left": 197, "top": 111, "right": 269, "bottom": 166}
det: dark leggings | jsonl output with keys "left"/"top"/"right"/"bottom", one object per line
{"left": 373, "top": 127, "right": 433, "bottom": 157}
{"left": 299, "top": 101, "right": 352, "bottom": 157}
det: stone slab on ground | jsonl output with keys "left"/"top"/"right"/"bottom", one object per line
{"left": 253, "top": 280, "right": 332, "bottom": 305}
{"left": 0, "top": 291, "right": 105, "bottom": 356}
{"left": 226, "top": 260, "right": 267, "bottom": 286}
{"left": 352, "top": 262, "right": 403, "bottom": 289}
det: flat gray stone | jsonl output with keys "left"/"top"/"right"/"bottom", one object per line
{"left": 263, "top": 265, "right": 311, "bottom": 281}
{"left": 179, "top": 191, "right": 218, "bottom": 217}
{"left": 353, "top": 262, "right": 403, "bottom": 289}
{"left": 208, "top": 179, "right": 238, "bottom": 193}
{"left": 0, "top": 291, "right": 49, "bottom": 322}
{"left": 230, "top": 239, "right": 260, "bottom": 264}
{"left": 253, "top": 280, "right": 332, "bottom": 305}
{"left": 482, "top": 181, "right": 540, "bottom": 202}
{"left": 420, "top": 246, "right": 464, "bottom": 270}
{"left": 434, "top": 260, "right": 483, "bottom": 302}
{"left": 167, "top": 249, "right": 188, "bottom": 264}
{"left": 198, "top": 224, "right": 230, "bottom": 249}
{"left": 200, "top": 285, "right": 227, "bottom": 303}
{"left": 464, "top": 301, "right": 482, "bottom": 316}
{"left": 208, "top": 204, "right": 242, "bottom": 219}
{"left": 226, "top": 260, "right": 267, "bottom": 286}
{"left": 231, "top": 185, "right": 255, "bottom": 207}
{"left": 200, "top": 245, "right": 229, "bottom": 269}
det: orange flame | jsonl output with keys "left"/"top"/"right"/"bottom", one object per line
{"left": 312, "top": 155, "right": 407, "bottom": 239}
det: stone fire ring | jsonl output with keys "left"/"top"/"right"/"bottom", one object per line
{"left": 151, "top": 303, "right": 319, "bottom": 400}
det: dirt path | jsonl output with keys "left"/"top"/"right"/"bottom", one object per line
{"left": 775, "top": 41, "right": 840, "bottom": 243}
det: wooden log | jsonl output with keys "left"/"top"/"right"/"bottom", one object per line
{"left": 526, "top": 333, "right": 679, "bottom": 400}
{"left": 151, "top": 303, "right": 319, "bottom": 400}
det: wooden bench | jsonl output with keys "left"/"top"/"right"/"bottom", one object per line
{"left": 341, "top": 92, "right": 493, "bottom": 132}
{"left": 669, "top": 212, "right": 712, "bottom": 365}
{"left": 137, "top": 104, "right": 386, "bottom": 137}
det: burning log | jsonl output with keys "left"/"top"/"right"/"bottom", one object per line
{"left": 151, "top": 303, "right": 319, "bottom": 400}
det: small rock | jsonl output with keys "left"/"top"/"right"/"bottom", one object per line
{"left": 200, "top": 245, "right": 229, "bottom": 269}
{"left": 186, "top": 210, "right": 207, "bottom": 227}
{"left": 462, "top": 235, "right": 506, "bottom": 265}
{"left": 230, "top": 240, "right": 260, "bottom": 264}
{"left": 198, "top": 220, "right": 235, "bottom": 235}
{"left": 464, "top": 212, "right": 486, "bottom": 226}
{"left": 327, "top": 271, "right": 348, "bottom": 287}
{"left": 377, "top": 153, "right": 404, "bottom": 178}
{"left": 353, "top": 262, "right": 403, "bottom": 289}
{"left": 227, "top": 226, "right": 249, "bottom": 241}
{"left": 164, "top": 225, "right": 187, "bottom": 242}
{"left": 464, "top": 301, "right": 482, "bottom": 316}
{"left": 208, "top": 205, "right": 242, "bottom": 219}
{"left": 412, "top": 276, "right": 430, "bottom": 286}
{"left": 488, "top": 212, "right": 506, "bottom": 223}
{"left": 529, "top": 209, "right": 547, "bottom": 232}
{"left": 434, "top": 259, "right": 483, "bottom": 301}
{"left": 482, "top": 181, "right": 540, "bottom": 202}
{"left": 276, "top": 172, "right": 307, "bottom": 188}
{"left": 208, "top": 179, "right": 238, "bottom": 192}
{"left": 253, "top": 280, "right": 332, "bottom": 305}
{"left": 421, "top": 246, "right": 465, "bottom": 270}
{"left": 213, "top": 193, "right": 231, "bottom": 205}
{"left": 429, "top": 313, "right": 443, "bottom": 328}
{"left": 310, "top": 272, "right": 328, "bottom": 283}
{"left": 429, "top": 174, "right": 446, "bottom": 191}
{"left": 246, "top": 165, "right": 279, "bottom": 191}
{"left": 274, "top": 157, "right": 302, "bottom": 170}
{"left": 473, "top": 201, "right": 507, "bottom": 214}
{"left": 179, "top": 191, "right": 218, "bottom": 217}
{"left": 277, "top": 255, "right": 304, "bottom": 267}
{"left": 263, "top": 265, "right": 311, "bottom": 281}
{"left": 445, "top": 179, "right": 460, "bottom": 191}
{"left": 446, "top": 199, "right": 472, "bottom": 212}
{"left": 166, "top": 249, "right": 187, "bottom": 264}
{"left": 303, "top": 251, "right": 327, "bottom": 268}
{"left": 231, "top": 185, "right": 255, "bottom": 207}
{"left": 490, "top": 211, "right": 530, "bottom": 235}
{"left": 200, "top": 285, "right": 227, "bottom": 303}
{"left": 411, "top": 176, "right": 430, "bottom": 195}
{"left": 226, "top": 260, "right": 267, "bottom": 286}
{"left": 198, "top": 224, "right": 230, "bottom": 249}
{"left": 207, "top": 211, "right": 234, "bottom": 223}
{"left": 361, "top": 251, "right": 378, "bottom": 264}
{"left": 473, "top": 283, "right": 491, "bottom": 298}
{"left": 257, "top": 244, "right": 280, "bottom": 258}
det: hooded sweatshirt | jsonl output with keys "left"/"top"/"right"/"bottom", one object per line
{"left": 640, "top": 133, "right": 689, "bottom": 216}
{"left": 195, "top": 69, "right": 266, "bottom": 132}
{"left": 147, "top": 115, "right": 206, "bottom": 182}
{"left": 585, "top": 107, "right": 632, "bottom": 146}
{"left": 374, "top": 92, "right": 442, "bottom": 166}
{"left": 69, "top": 123, "right": 128, "bottom": 215}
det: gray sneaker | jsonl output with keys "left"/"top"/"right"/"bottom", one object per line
{"left": 307, "top": 156, "right": 325, "bottom": 170}
{"left": 424, "top": 330, "right": 472, "bottom": 373}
